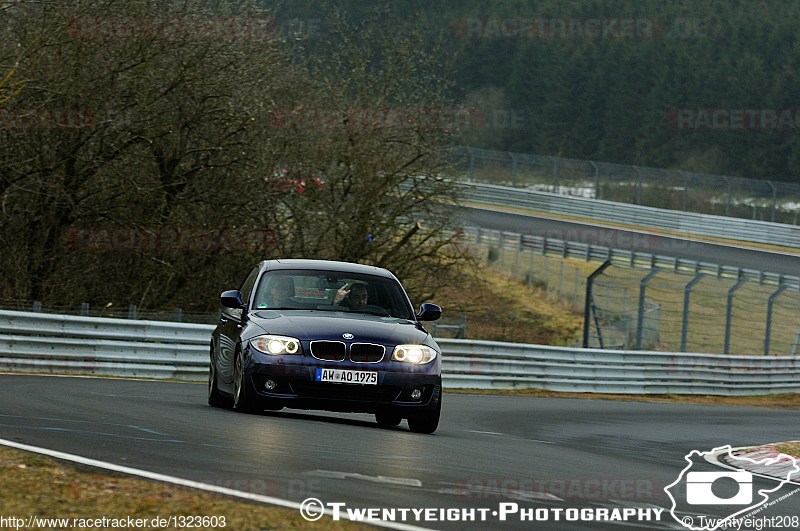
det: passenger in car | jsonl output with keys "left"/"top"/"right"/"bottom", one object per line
{"left": 334, "top": 282, "right": 369, "bottom": 310}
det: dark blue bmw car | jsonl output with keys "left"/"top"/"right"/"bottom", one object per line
{"left": 208, "top": 259, "right": 443, "bottom": 433}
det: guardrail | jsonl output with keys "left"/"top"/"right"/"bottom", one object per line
{"left": 461, "top": 226, "right": 800, "bottom": 291}
{"left": 2, "top": 310, "right": 799, "bottom": 395}
{"left": 462, "top": 182, "right": 800, "bottom": 249}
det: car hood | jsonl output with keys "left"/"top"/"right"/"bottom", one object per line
{"left": 248, "top": 310, "right": 433, "bottom": 347}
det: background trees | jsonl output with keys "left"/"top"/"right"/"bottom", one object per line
{"left": 0, "top": 1, "right": 464, "bottom": 311}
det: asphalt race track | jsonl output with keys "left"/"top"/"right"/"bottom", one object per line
{"left": 462, "top": 206, "right": 800, "bottom": 276}
{"left": 2, "top": 374, "right": 799, "bottom": 530}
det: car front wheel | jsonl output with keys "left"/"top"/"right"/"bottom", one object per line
{"left": 208, "top": 348, "right": 232, "bottom": 409}
{"left": 233, "top": 350, "right": 259, "bottom": 414}
{"left": 407, "top": 391, "right": 441, "bottom": 434}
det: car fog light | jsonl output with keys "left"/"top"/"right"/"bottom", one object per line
{"left": 265, "top": 380, "right": 277, "bottom": 391}
{"left": 411, "top": 388, "right": 422, "bottom": 400}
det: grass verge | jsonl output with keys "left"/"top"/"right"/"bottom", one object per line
{"left": 0, "top": 446, "right": 366, "bottom": 530}
{"left": 774, "top": 442, "right": 800, "bottom": 458}
{"left": 446, "top": 388, "right": 800, "bottom": 409}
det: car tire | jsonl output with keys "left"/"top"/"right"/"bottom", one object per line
{"left": 407, "top": 389, "right": 441, "bottom": 434}
{"left": 233, "top": 349, "right": 259, "bottom": 414}
{"left": 208, "top": 348, "right": 232, "bottom": 409}
{"left": 375, "top": 410, "right": 402, "bottom": 427}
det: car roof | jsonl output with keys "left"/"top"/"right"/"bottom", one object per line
{"left": 261, "top": 259, "right": 396, "bottom": 279}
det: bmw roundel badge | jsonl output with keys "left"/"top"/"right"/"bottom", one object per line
{"left": 342, "top": 333, "right": 354, "bottom": 339}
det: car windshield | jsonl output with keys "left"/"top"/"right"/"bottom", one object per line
{"left": 252, "top": 269, "right": 415, "bottom": 320}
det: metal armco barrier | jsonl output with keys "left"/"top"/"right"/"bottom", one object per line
{"left": 1, "top": 310, "right": 799, "bottom": 395}
{"left": 462, "top": 182, "right": 800, "bottom": 249}
{"left": 437, "top": 339, "right": 800, "bottom": 396}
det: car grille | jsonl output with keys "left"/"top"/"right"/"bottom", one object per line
{"left": 310, "top": 341, "right": 346, "bottom": 361}
{"left": 290, "top": 381, "right": 402, "bottom": 402}
{"left": 350, "top": 343, "right": 385, "bottom": 363}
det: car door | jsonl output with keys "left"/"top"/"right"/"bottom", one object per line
{"left": 217, "top": 266, "right": 260, "bottom": 387}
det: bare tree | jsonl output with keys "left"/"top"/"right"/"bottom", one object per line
{"left": 262, "top": 7, "right": 466, "bottom": 302}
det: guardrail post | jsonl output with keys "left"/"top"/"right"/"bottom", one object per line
{"left": 583, "top": 260, "right": 612, "bottom": 348}
{"left": 80, "top": 303, "right": 89, "bottom": 317}
{"left": 128, "top": 304, "right": 137, "bottom": 320}
{"left": 764, "top": 285, "right": 786, "bottom": 356}
{"left": 681, "top": 273, "right": 704, "bottom": 352}
{"left": 679, "top": 171, "right": 689, "bottom": 211}
{"left": 590, "top": 161, "right": 599, "bottom": 199}
{"left": 173, "top": 308, "right": 183, "bottom": 322}
{"left": 636, "top": 268, "right": 662, "bottom": 350}
{"left": 768, "top": 181, "right": 777, "bottom": 223}
{"left": 633, "top": 166, "right": 642, "bottom": 205}
{"left": 551, "top": 156, "right": 558, "bottom": 193}
{"left": 724, "top": 277, "right": 748, "bottom": 354}
{"left": 32, "top": 301, "right": 41, "bottom": 313}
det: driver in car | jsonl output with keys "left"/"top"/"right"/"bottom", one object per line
{"left": 334, "top": 282, "right": 368, "bottom": 310}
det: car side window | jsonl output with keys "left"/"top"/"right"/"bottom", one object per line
{"left": 238, "top": 267, "right": 260, "bottom": 308}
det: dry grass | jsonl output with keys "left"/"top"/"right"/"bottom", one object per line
{"left": 0, "top": 446, "right": 367, "bottom": 530}
{"left": 447, "top": 389, "right": 800, "bottom": 409}
{"left": 434, "top": 263, "right": 583, "bottom": 345}
{"left": 775, "top": 442, "right": 800, "bottom": 458}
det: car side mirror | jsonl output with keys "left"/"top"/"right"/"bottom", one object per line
{"left": 220, "top": 290, "right": 245, "bottom": 309}
{"left": 417, "top": 303, "right": 442, "bottom": 322}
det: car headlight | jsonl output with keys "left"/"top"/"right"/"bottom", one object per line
{"left": 391, "top": 344, "right": 437, "bottom": 364}
{"left": 251, "top": 335, "right": 301, "bottom": 355}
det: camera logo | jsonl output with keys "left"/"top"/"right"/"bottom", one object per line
{"left": 665, "top": 445, "right": 800, "bottom": 530}
{"left": 685, "top": 471, "right": 752, "bottom": 505}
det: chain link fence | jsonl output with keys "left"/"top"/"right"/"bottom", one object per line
{"left": 584, "top": 265, "right": 800, "bottom": 355}
{"left": 454, "top": 146, "right": 800, "bottom": 225}
{"left": 461, "top": 229, "right": 800, "bottom": 355}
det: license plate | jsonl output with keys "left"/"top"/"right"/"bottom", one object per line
{"left": 315, "top": 368, "right": 378, "bottom": 385}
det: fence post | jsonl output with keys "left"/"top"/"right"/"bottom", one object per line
{"left": 551, "top": 156, "right": 558, "bottom": 193}
{"left": 724, "top": 277, "right": 748, "bottom": 354}
{"left": 498, "top": 232, "right": 504, "bottom": 268}
{"left": 793, "top": 326, "right": 800, "bottom": 356}
{"left": 80, "top": 303, "right": 89, "bottom": 317}
{"left": 173, "top": 308, "right": 183, "bottom": 322}
{"left": 633, "top": 166, "right": 642, "bottom": 205}
{"left": 583, "top": 260, "right": 612, "bottom": 348}
{"left": 722, "top": 176, "right": 731, "bottom": 217}
{"left": 514, "top": 234, "right": 522, "bottom": 279}
{"left": 636, "top": 268, "right": 662, "bottom": 349}
{"left": 574, "top": 268, "right": 580, "bottom": 309}
{"left": 558, "top": 261, "right": 564, "bottom": 299}
{"left": 509, "top": 152, "right": 518, "bottom": 187}
{"left": 32, "top": 301, "right": 41, "bottom": 313}
{"left": 768, "top": 181, "right": 777, "bottom": 223}
{"left": 528, "top": 246, "right": 534, "bottom": 286}
{"left": 679, "top": 171, "right": 689, "bottom": 211}
{"left": 468, "top": 148, "right": 475, "bottom": 182}
{"left": 590, "top": 160, "right": 599, "bottom": 199}
{"left": 680, "top": 273, "right": 704, "bottom": 352}
{"left": 764, "top": 285, "right": 786, "bottom": 356}
{"left": 128, "top": 304, "right": 137, "bottom": 320}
